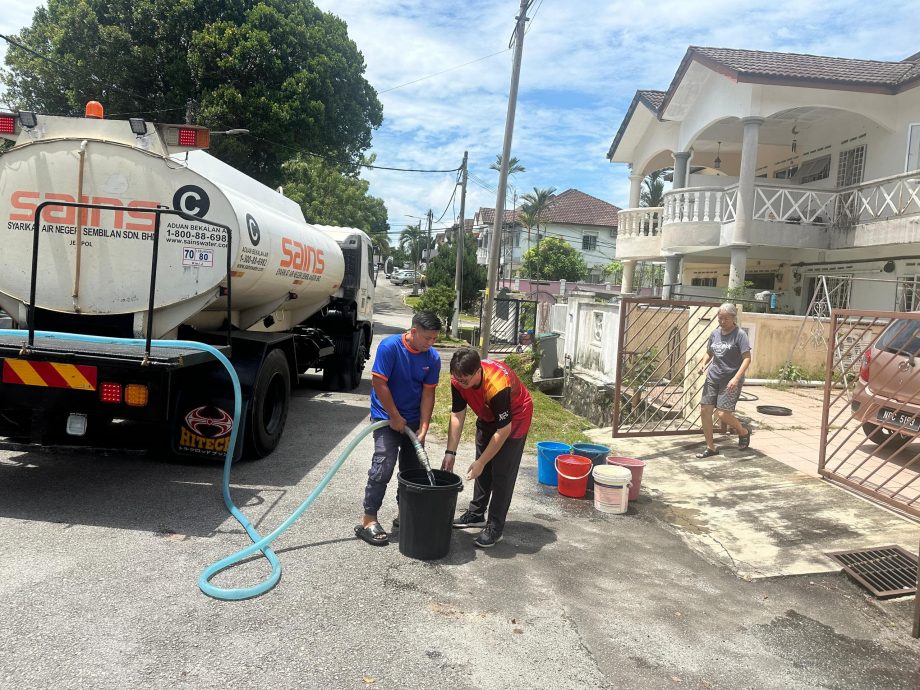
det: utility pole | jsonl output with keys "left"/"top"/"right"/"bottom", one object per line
{"left": 411, "top": 221, "right": 421, "bottom": 296}
{"left": 481, "top": 0, "right": 529, "bottom": 359}
{"left": 426, "top": 208, "right": 432, "bottom": 293}
{"left": 451, "top": 151, "right": 468, "bottom": 339}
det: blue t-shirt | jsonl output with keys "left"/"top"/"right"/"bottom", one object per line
{"left": 370, "top": 334, "right": 441, "bottom": 423}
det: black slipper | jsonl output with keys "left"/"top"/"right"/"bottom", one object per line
{"left": 739, "top": 426, "right": 752, "bottom": 450}
{"left": 695, "top": 448, "right": 719, "bottom": 458}
{"left": 354, "top": 521, "right": 389, "bottom": 546}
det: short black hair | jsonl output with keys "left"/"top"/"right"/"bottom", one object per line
{"left": 450, "top": 347, "right": 481, "bottom": 377}
{"left": 412, "top": 311, "right": 442, "bottom": 332}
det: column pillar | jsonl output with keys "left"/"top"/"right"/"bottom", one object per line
{"left": 729, "top": 247, "right": 749, "bottom": 290}
{"left": 662, "top": 254, "right": 682, "bottom": 299}
{"left": 628, "top": 171, "right": 644, "bottom": 208}
{"left": 621, "top": 259, "right": 636, "bottom": 295}
{"left": 672, "top": 151, "right": 692, "bottom": 190}
{"left": 734, "top": 117, "right": 764, "bottom": 246}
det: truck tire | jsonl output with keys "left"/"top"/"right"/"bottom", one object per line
{"left": 246, "top": 349, "right": 291, "bottom": 458}
{"left": 322, "top": 331, "right": 366, "bottom": 391}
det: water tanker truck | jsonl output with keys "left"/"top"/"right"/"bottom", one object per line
{"left": 0, "top": 106, "right": 375, "bottom": 458}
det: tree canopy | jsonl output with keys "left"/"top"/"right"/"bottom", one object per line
{"left": 3, "top": 0, "right": 383, "bottom": 189}
{"left": 520, "top": 236, "right": 587, "bottom": 282}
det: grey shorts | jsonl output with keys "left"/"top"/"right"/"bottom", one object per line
{"left": 701, "top": 378, "right": 742, "bottom": 411}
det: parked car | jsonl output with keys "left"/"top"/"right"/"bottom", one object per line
{"left": 390, "top": 269, "right": 417, "bottom": 286}
{"left": 853, "top": 317, "right": 920, "bottom": 447}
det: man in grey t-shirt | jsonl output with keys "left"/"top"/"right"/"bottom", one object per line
{"left": 696, "top": 303, "right": 752, "bottom": 458}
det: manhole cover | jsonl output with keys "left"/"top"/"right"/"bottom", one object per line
{"left": 827, "top": 545, "right": 918, "bottom": 598}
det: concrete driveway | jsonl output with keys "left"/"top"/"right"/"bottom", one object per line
{"left": 1, "top": 281, "right": 919, "bottom": 689}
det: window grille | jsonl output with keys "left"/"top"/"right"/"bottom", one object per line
{"left": 582, "top": 234, "right": 597, "bottom": 251}
{"left": 837, "top": 145, "right": 866, "bottom": 187}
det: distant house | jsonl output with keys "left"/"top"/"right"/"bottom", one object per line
{"left": 608, "top": 45, "right": 920, "bottom": 313}
{"left": 473, "top": 189, "right": 620, "bottom": 283}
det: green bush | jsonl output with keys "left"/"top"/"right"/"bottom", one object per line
{"left": 413, "top": 284, "right": 456, "bottom": 330}
{"left": 504, "top": 351, "right": 536, "bottom": 388}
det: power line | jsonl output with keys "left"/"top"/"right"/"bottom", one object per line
{"left": 433, "top": 171, "right": 462, "bottom": 224}
{"left": 378, "top": 48, "right": 511, "bottom": 94}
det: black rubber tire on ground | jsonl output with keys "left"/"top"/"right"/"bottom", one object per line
{"left": 245, "top": 349, "right": 291, "bottom": 459}
{"left": 756, "top": 404, "right": 792, "bottom": 416}
{"left": 861, "top": 422, "right": 913, "bottom": 449}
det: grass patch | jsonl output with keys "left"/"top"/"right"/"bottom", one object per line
{"left": 430, "top": 370, "right": 593, "bottom": 454}
{"left": 404, "top": 295, "right": 421, "bottom": 309}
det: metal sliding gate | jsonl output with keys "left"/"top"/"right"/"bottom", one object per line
{"left": 480, "top": 297, "right": 537, "bottom": 354}
{"left": 613, "top": 297, "right": 722, "bottom": 437}
{"left": 819, "top": 309, "right": 920, "bottom": 519}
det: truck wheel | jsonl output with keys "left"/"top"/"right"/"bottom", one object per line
{"left": 246, "top": 349, "right": 291, "bottom": 459}
{"left": 322, "top": 331, "right": 366, "bottom": 391}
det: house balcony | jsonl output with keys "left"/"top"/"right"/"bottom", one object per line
{"left": 615, "top": 170, "right": 920, "bottom": 260}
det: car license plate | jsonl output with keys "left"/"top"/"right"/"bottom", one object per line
{"left": 877, "top": 408, "right": 920, "bottom": 433}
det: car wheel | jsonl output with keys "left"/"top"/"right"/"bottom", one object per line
{"left": 861, "top": 422, "right": 912, "bottom": 448}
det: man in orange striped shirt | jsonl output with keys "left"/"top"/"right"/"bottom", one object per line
{"left": 442, "top": 347, "right": 533, "bottom": 548}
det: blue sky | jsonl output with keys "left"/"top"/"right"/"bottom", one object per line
{"left": 2, "top": 1, "right": 917, "bottom": 242}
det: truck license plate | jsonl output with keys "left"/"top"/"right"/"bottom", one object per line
{"left": 877, "top": 407, "right": 920, "bottom": 433}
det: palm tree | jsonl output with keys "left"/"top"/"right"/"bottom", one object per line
{"left": 489, "top": 154, "right": 526, "bottom": 176}
{"left": 399, "top": 223, "right": 424, "bottom": 273}
{"left": 640, "top": 169, "right": 669, "bottom": 207}
{"left": 521, "top": 187, "right": 557, "bottom": 281}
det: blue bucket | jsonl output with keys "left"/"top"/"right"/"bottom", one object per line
{"left": 572, "top": 443, "right": 611, "bottom": 493}
{"left": 536, "top": 441, "right": 571, "bottom": 486}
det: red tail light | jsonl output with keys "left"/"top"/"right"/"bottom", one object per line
{"left": 859, "top": 349, "right": 872, "bottom": 383}
{"left": 100, "top": 382, "right": 123, "bottom": 403}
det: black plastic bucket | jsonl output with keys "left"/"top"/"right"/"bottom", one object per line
{"left": 396, "top": 468, "right": 463, "bottom": 560}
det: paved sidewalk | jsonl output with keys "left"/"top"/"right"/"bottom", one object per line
{"left": 585, "top": 383, "right": 920, "bottom": 581}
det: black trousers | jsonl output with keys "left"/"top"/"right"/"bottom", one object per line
{"left": 467, "top": 425, "right": 527, "bottom": 534}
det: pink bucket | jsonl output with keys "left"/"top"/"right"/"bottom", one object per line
{"left": 607, "top": 456, "right": 645, "bottom": 501}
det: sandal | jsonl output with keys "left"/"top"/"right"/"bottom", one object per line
{"left": 739, "top": 426, "right": 752, "bottom": 450}
{"left": 695, "top": 448, "right": 719, "bottom": 458}
{"left": 354, "top": 521, "right": 389, "bottom": 546}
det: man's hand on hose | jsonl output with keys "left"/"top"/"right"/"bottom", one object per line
{"left": 387, "top": 414, "right": 407, "bottom": 433}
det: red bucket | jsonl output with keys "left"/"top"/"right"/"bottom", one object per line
{"left": 607, "top": 456, "right": 645, "bottom": 501}
{"left": 555, "top": 454, "right": 593, "bottom": 498}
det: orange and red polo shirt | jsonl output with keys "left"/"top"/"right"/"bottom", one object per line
{"left": 451, "top": 359, "right": 533, "bottom": 438}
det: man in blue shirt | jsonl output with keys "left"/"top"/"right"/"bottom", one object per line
{"left": 355, "top": 311, "right": 442, "bottom": 546}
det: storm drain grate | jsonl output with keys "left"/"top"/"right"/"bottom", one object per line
{"left": 827, "top": 545, "right": 918, "bottom": 599}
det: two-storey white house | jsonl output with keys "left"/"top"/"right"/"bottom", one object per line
{"left": 608, "top": 46, "right": 920, "bottom": 313}
{"left": 473, "top": 189, "right": 620, "bottom": 283}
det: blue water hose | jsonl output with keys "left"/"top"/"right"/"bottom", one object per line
{"left": 0, "top": 329, "right": 431, "bottom": 600}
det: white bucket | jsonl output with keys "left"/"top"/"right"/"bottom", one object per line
{"left": 592, "top": 465, "right": 631, "bottom": 514}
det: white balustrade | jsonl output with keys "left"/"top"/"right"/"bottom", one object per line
{"left": 616, "top": 207, "right": 664, "bottom": 238}
{"left": 662, "top": 187, "right": 728, "bottom": 224}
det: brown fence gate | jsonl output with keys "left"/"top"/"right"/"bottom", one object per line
{"left": 820, "top": 309, "right": 920, "bottom": 519}
{"left": 613, "top": 298, "right": 722, "bottom": 437}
